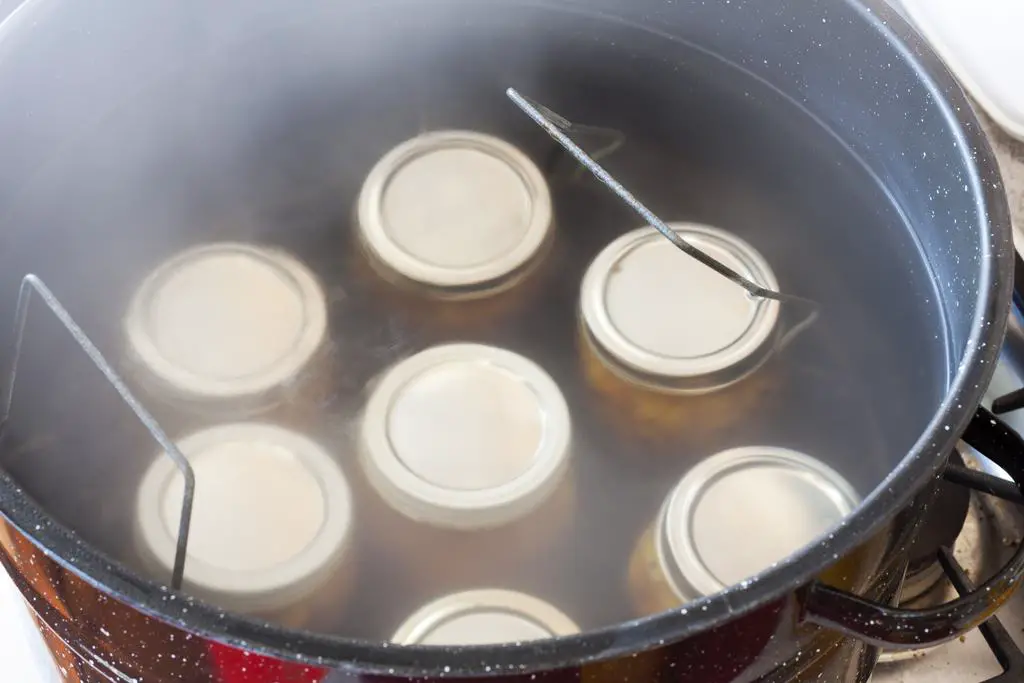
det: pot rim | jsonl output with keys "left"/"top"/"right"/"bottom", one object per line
{"left": 0, "top": 0, "right": 1013, "bottom": 676}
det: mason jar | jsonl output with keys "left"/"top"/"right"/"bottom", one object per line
{"left": 357, "top": 343, "right": 574, "bottom": 592}
{"left": 627, "top": 446, "right": 859, "bottom": 616}
{"left": 134, "top": 422, "right": 355, "bottom": 630}
{"left": 579, "top": 222, "right": 781, "bottom": 449}
{"left": 354, "top": 130, "right": 554, "bottom": 333}
{"left": 391, "top": 589, "right": 578, "bottom": 646}
{"left": 123, "top": 242, "right": 332, "bottom": 426}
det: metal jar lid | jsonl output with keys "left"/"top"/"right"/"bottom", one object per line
{"left": 580, "top": 223, "right": 780, "bottom": 392}
{"left": 135, "top": 423, "right": 353, "bottom": 614}
{"left": 657, "top": 446, "right": 859, "bottom": 601}
{"left": 359, "top": 343, "right": 572, "bottom": 530}
{"left": 124, "top": 242, "right": 328, "bottom": 405}
{"left": 391, "top": 589, "right": 579, "bottom": 645}
{"left": 356, "top": 131, "right": 553, "bottom": 292}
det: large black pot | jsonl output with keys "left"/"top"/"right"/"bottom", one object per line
{"left": 0, "top": 0, "right": 1017, "bottom": 682}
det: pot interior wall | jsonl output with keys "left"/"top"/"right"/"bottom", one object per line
{"left": 0, "top": 0, "right": 963, "bottom": 641}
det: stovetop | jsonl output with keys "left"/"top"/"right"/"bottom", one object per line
{"left": 870, "top": 459, "right": 1024, "bottom": 682}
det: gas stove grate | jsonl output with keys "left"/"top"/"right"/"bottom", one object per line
{"left": 943, "top": 397, "right": 1024, "bottom": 683}
{"left": 990, "top": 389, "right": 1024, "bottom": 416}
{"left": 940, "top": 545, "right": 1024, "bottom": 683}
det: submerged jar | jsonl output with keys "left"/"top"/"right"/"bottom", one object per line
{"left": 358, "top": 343, "right": 574, "bottom": 591}
{"left": 627, "top": 446, "right": 860, "bottom": 616}
{"left": 134, "top": 422, "right": 355, "bottom": 629}
{"left": 579, "top": 222, "right": 781, "bottom": 448}
{"left": 354, "top": 130, "right": 554, "bottom": 332}
{"left": 391, "top": 589, "right": 579, "bottom": 645}
{"left": 123, "top": 242, "right": 331, "bottom": 425}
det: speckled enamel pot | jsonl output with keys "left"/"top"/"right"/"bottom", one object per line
{"left": 0, "top": 1, "right": 1015, "bottom": 682}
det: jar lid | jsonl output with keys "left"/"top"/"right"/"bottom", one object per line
{"left": 124, "top": 242, "right": 328, "bottom": 405}
{"left": 391, "top": 589, "right": 579, "bottom": 645}
{"left": 135, "top": 423, "right": 353, "bottom": 613}
{"left": 658, "top": 446, "right": 859, "bottom": 601}
{"left": 359, "top": 343, "right": 572, "bottom": 530}
{"left": 356, "top": 131, "right": 553, "bottom": 291}
{"left": 580, "top": 223, "right": 780, "bottom": 392}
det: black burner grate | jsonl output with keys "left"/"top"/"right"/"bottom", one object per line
{"left": 939, "top": 545, "right": 1024, "bottom": 683}
{"left": 944, "top": 398, "right": 1024, "bottom": 683}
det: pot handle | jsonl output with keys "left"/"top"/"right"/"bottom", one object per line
{"left": 800, "top": 406, "right": 1024, "bottom": 649}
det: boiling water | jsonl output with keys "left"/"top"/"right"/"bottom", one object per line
{"left": 0, "top": 3, "right": 947, "bottom": 640}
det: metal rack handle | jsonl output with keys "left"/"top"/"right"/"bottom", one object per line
{"left": 0, "top": 274, "right": 194, "bottom": 589}
{"left": 507, "top": 88, "right": 819, "bottom": 352}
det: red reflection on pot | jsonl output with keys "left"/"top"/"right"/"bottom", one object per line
{"left": 209, "top": 641, "right": 328, "bottom": 683}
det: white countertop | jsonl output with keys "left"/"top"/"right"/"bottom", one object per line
{"left": 0, "top": 570, "right": 60, "bottom": 682}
